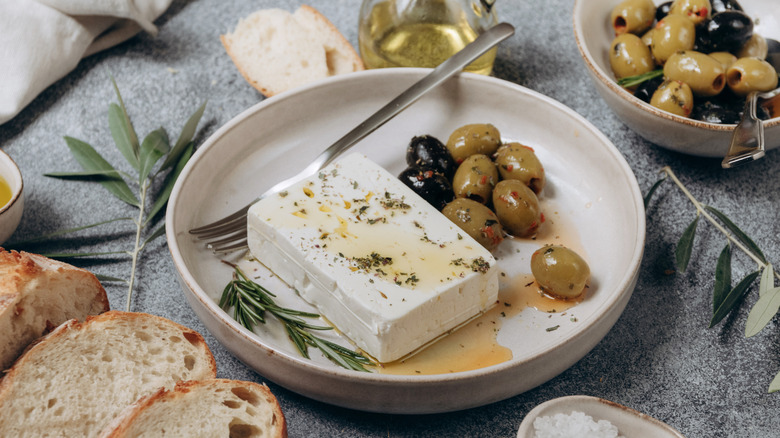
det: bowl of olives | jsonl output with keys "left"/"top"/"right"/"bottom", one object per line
{"left": 573, "top": 0, "right": 780, "bottom": 157}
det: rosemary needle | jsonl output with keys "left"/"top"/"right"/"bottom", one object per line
{"left": 220, "top": 266, "right": 373, "bottom": 372}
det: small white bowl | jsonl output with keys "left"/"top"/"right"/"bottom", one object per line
{"left": 167, "top": 68, "right": 645, "bottom": 414}
{"left": 517, "top": 395, "right": 685, "bottom": 437}
{"left": 0, "top": 150, "right": 24, "bottom": 245}
{"left": 573, "top": 0, "right": 780, "bottom": 157}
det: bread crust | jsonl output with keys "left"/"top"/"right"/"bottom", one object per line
{"left": 0, "top": 311, "right": 217, "bottom": 437}
{"left": 221, "top": 5, "right": 364, "bottom": 97}
{"left": 100, "top": 379, "right": 287, "bottom": 438}
{"left": 0, "top": 249, "right": 110, "bottom": 372}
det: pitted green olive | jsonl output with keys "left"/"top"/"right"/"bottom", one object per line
{"left": 492, "top": 180, "right": 543, "bottom": 238}
{"left": 610, "top": 33, "right": 655, "bottom": 79}
{"left": 531, "top": 245, "right": 590, "bottom": 299}
{"left": 493, "top": 143, "right": 545, "bottom": 194}
{"left": 641, "top": 28, "right": 656, "bottom": 46}
{"left": 611, "top": 0, "right": 656, "bottom": 35}
{"left": 651, "top": 14, "right": 696, "bottom": 65}
{"left": 650, "top": 80, "right": 694, "bottom": 117}
{"left": 736, "top": 33, "right": 768, "bottom": 59}
{"left": 709, "top": 51, "right": 737, "bottom": 69}
{"left": 452, "top": 154, "right": 498, "bottom": 204}
{"left": 669, "top": 0, "right": 712, "bottom": 25}
{"left": 442, "top": 198, "right": 503, "bottom": 251}
{"left": 445, "top": 124, "right": 502, "bottom": 164}
{"left": 663, "top": 51, "right": 725, "bottom": 96}
{"left": 726, "top": 57, "right": 779, "bottom": 96}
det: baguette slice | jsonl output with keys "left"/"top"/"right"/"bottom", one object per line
{"left": 99, "top": 379, "right": 287, "bottom": 438}
{"left": 221, "top": 5, "right": 364, "bottom": 97}
{"left": 0, "top": 311, "right": 217, "bottom": 437}
{"left": 0, "top": 249, "right": 110, "bottom": 371}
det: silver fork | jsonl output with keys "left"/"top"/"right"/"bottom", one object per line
{"left": 189, "top": 22, "right": 515, "bottom": 252}
{"left": 721, "top": 87, "right": 780, "bottom": 169}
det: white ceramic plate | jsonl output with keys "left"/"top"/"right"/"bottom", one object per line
{"left": 166, "top": 69, "right": 645, "bottom": 414}
{"left": 516, "top": 395, "right": 685, "bottom": 437}
{"left": 573, "top": 0, "right": 780, "bottom": 157}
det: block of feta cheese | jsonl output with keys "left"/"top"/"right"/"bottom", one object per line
{"left": 246, "top": 153, "right": 498, "bottom": 363}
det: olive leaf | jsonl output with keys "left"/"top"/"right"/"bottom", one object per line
{"left": 745, "top": 286, "right": 780, "bottom": 337}
{"left": 138, "top": 129, "right": 170, "bottom": 184}
{"left": 643, "top": 177, "right": 666, "bottom": 210}
{"left": 770, "top": 371, "right": 780, "bottom": 393}
{"left": 710, "top": 270, "right": 759, "bottom": 328}
{"left": 13, "top": 82, "right": 206, "bottom": 312}
{"left": 713, "top": 243, "right": 732, "bottom": 313}
{"left": 61, "top": 136, "right": 139, "bottom": 206}
{"left": 745, "top": 264, "right": 780, "bottom": 337}
{"left": 760, "top": 263, "right": 775, "bottom": 297}
{"left": 159, "top": 102, "right": 206, "bottom": 172}
{"left": 145, "top": 142, "right": 193, "bottom": 225}
{"left": 675, "top": 215, "right": 699, "bottom": 273}
{"left": 704, "top": 205, "right": 766, "bottom": 264}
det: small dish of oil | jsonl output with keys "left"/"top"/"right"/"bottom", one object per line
{"left": 0, "top": 149, "right": 24, "bottom": 245}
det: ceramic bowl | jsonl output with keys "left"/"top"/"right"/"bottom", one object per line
{"left": 517, "top": 395, "right": 685, "bottom": 437}
{"left": 166, "top": 68, "right": 645, "bottom": 414}
{"left": 573, "top": 0, "right": 780, "bottom": 157}
{"left": 0, "top": 149, "right": 24, "bottom": 245}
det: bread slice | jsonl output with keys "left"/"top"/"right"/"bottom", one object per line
{"left": 0, "top": 311, "right": 217, "bottom": 437}
{"left": 221, "top": 5, "right": 364, "bottom": 97}
{"left": 99, "top": 379, "right": 287, "bottom": 438}
{"left": 0, "top": 249, "right": 110, "bottom": 372}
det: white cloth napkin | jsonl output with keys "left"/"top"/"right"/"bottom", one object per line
{"left": 0, "top": 0, "right": 172, "bottom": 125}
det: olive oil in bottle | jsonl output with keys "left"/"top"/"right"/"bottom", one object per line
{"left": 359, "top": 0, "right": 498, "bottom": 75}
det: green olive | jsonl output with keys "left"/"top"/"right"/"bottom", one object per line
{"left": 669, "top": 0, "right": 712, "bottom": 25}
{"left": 651, "top": 14, "right": 696, "bottom": 65}
{"left": 650, "top": 80, "right": 694, "bottom": 117}
{"left": 640, "top": 28, "right": 655, "bottom": 46}
{"left": 441, "top": 198, "right": 503, "bottom": 251}
{"left": 445, "top": 124, "right": 502, "bottom": 164}
{"left": 610, "top": 33, "right": 655, "bottom": 79}
{"left": 492, "top": 180, "right": 542, "bottom": 238}
{"left": 663, "top": 50, "right": 725, "bottom": 96}
{"left": 451, "top": 154, "right": 498, "bottom": 204}
{"left": 530, "top": 245, "right": 590, "bottom": 299}
{"left": 493, "top": 143, "right": 545, "bottom": 194}
{"left": 709, "top": 51, "right": 737, "bottom": 70}
{"left": 736, "top": 33, "right": 768, "bottom": 60}
{"left": 726, "top": 57, "right": 779, "bottom": 96}
{"left": 611, "top": 0, "right": 656, "bottom": 35}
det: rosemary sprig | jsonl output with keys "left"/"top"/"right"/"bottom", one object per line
{"left": 646, "top": 166, "right": 780, "bottom": 392}
{"left": 7, "top": 79, "right": 205, "bottom": 312}
{"left": 219, "top": 265, "right": 373, "bottom": 372}
{"left": 617, "top": 69, "right": 663, "bottom": 88}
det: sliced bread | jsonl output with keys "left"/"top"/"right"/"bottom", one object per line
{"left": 0, "top": 311, "right": 217, "bottom": 437}
{"left": 0, "top": 249, "right": 110, "bottom": 372}
{"left": 221, "top": 5, "right": 364, "bottom": 97}
{"left": 99, "top": 379, "right": 287, "bottom": 438}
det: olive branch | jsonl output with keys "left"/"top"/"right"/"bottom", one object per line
{"left": 8, "top": 80, "right": 205, "bottom": 311}
{"left": 645, "top": 166, "right": 780, "bottom": 392}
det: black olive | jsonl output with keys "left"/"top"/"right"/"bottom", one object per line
{"left": 655, "top": 1, "right": 673, "bottom": 22}
{"left": 398, "top": 167, "right": 454, "bottom": 210}
{"left": 405, "top": 135, "right": 456, "bottom": 179}
{"left": 633, "top": 76, "right": 664, "bottom": 103}
{"left": 706, "top": 11, "right": 753, "bottom": 52}
{"left": 711, "top": 0, "right": 743, "bottom": 14}
{"left": 694, "top": 26, "right": 713, "bottom": 52}
{"left": 691, "top": 98, "right": 742, "bottom": 124}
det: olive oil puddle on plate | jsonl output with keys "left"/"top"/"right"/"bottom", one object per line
{"left": 0, "top": 175, "right": 12, "bottom": 208}
{"left": 376, "top": 200, "right": 589, "bottom": 375}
